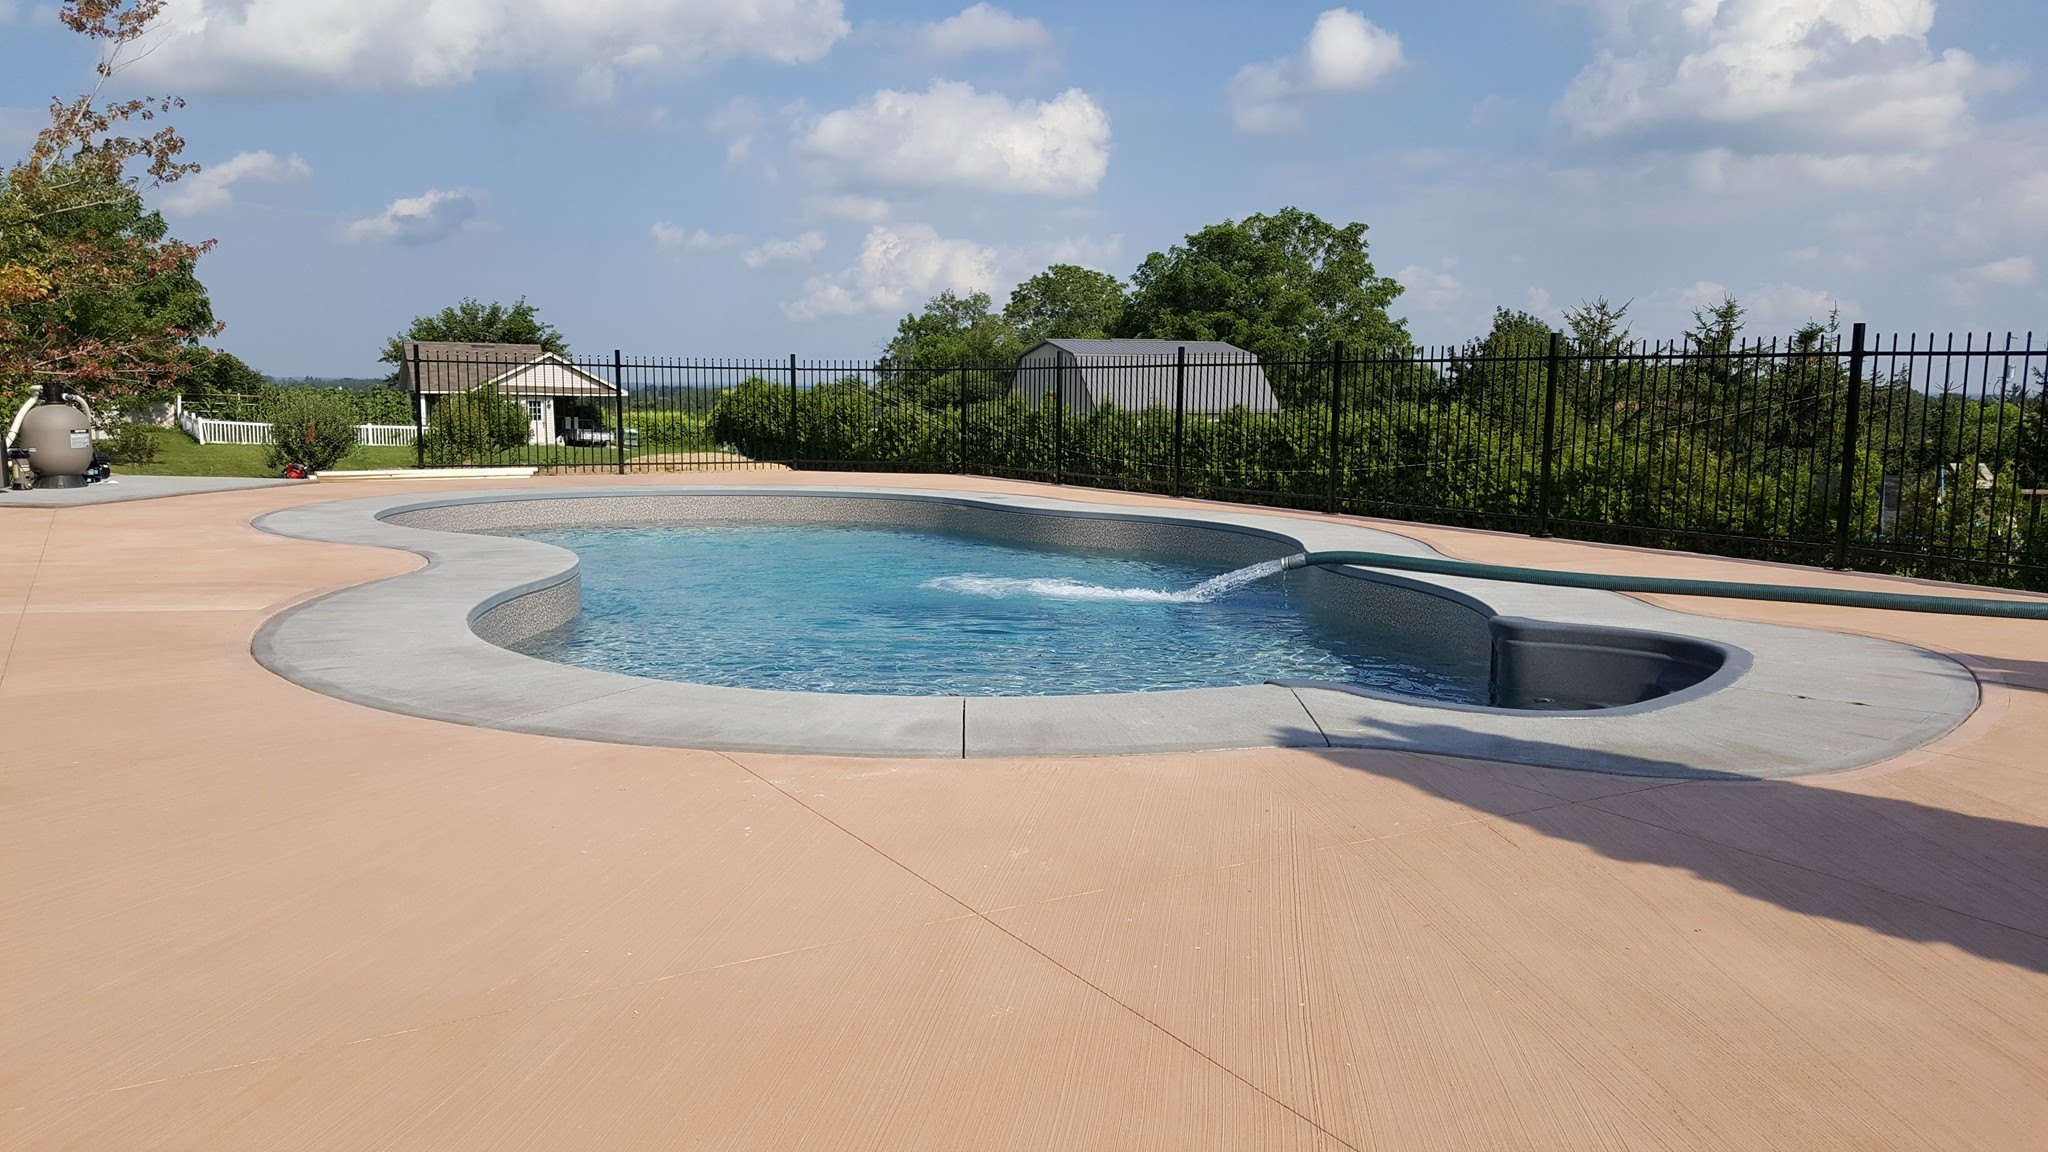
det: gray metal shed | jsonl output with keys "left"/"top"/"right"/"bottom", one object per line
{"left": 1011, "top": 339, "right": 1277, "bottom": 414}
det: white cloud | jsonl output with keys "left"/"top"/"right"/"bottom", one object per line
{"left": 343, "top": 189, "right": 482, "bottom": 246}
{"left": 922, "top": 4, "right": 1052, "bottom": 55}
{"left": 161, "top": 150, "right": 311, "bottom": 215}
{"left": 130, "top": 0, "right": 850, "bottom": 96}
{"left": 651, "top": 223, "right": 741, "bottom": 252}
{"left": 1555, "top": 0, "right": 2012, "bottom": 156}
{"left": 786, "top": 224, "right": 999, "bottom": 319}
{"left": 1396, "top": 258, "right": 1466, "bottom": 318}
{"left": 1229, "top": 8, "right": 1405, "bottom": 135}
{"left": 805, "top": 194, "right": 891, "bottom": 223}
{"left": 1969, "top": 256, "right": 2035, "bottom": 287}
{"left": 796, "top": 81, "right": 1110, "bottom": 196}
{"left": 1524, "top": 287, "right": 1558, "bottom": 321}
{"left": 1033, "top": 234, "right": 1124, "bottom": 272}
{"left": 1743, "top": 283, "right": 1852, "bottom": 335}
{"left": 1639, "top": 279, "right": 1852, "bottom": 339}
{"left": 743, "top": 232, "right": 827, "bottom": 268}
{"left": 706, "top": 97, "right": 768, "bottom": 167}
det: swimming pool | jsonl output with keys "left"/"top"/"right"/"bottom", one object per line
{"left": 501, "top": 523, "right": 1485, "bottom": 701}
{"left": 251, "top": 486, "right": 1978, "bottom": 767}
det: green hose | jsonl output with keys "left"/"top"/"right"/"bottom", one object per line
{"left": 1282, "top": 551, "right": 2048, "bottom": 620}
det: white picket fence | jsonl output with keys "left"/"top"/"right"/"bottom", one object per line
{"left": 180, "top": 410, "right": 415, "bottom": 447}
{"left": 355, "top": 423, "right": 418, "bottom": 447}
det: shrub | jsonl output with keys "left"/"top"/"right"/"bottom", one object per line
{"left": 419, "top": 384, "right": 528, "bottom": 466}
{"left": 102, "top": 422, "right": 161, "bottom": 464}
{"left": 632, "top": 409, "right": 718, "bottom": 451}
{"left": 707, "top": 377, "right": 791, "bottom": 459}
{"left": 266, "top": 392, "right": 361, "bottom": 473}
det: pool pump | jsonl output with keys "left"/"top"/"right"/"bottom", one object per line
{"left": 6, "top": 384, "right": 110, "bottom": 490}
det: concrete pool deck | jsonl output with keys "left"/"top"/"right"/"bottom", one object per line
{"left": 4, "top": 470, "right": 2046, "bottom": 1149}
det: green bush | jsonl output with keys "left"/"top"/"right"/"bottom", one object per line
{"left": 419, "top": 384, "right": 528, "bottom": 466}
{"left": 630, "top": 409, "right": 719, "bottom": 451}
{"left": 266, "top": 392, "right": 361, "bottom": 473}
{"left": 706, "top": 377, "right": 791, "bottom": 459}
{"left": 101, "top": 422, "right": 161, "bottom": 464}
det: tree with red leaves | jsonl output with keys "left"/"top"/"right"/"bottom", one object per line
{"left": 1, "top": 1, "right": 219, "bottom": 407}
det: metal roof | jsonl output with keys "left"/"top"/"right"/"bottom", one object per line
{"left": 1031, "top": 339, "right": 1255, "bottom": 360}
{"left": 1014, "top": 340, "right": 1277, "bottom": 413}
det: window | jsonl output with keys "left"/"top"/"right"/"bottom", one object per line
{"left": 526, "top": 400, "right": 545, "bottom": 421}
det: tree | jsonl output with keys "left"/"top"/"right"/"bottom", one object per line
{"left": 380, "top": 297, "right": 568, "bottom": 366}
{"left": 1118, "top": 207, "right": 1409, "bottom": 403}
{"left": 1448, "top": 307, "right": 1552, "bottom": 418}
{"left": 1, "top": 1, "right": 217, "bottom": 406}
{"left": 881, "top": 290, "right": 1025, "bottom": 399}
{"left": 177, "top": 348, "right": 266, "bottom": 417}
{"left": 1686, "top": 293, "right": 1746, "bottom": 394}
{"left": 1563, "top": 296, "right": 1632, "bottom": 409}
{"left": 1687, "top": 294, "right": 1744, "bottom": 355}
{"left": 1002, "top": 265, "right": 1127, "bottom": 344}
{"left": 1563, "top": 297, "right": 1631, "bottom": 356}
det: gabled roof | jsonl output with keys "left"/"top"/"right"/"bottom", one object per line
{"left": 401, "top": 342, "right": 617, "bottom": 397}
{"left": 1014, "top": 339, "right": 1275, "bottom": 413}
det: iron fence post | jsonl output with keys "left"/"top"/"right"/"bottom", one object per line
{"left": 1173, "top": 345, "right": 1186, "bottom": 498}
{"left": 1833, "top": 322, "right": 1868, "bottom": 568}
{"left": 958, "top": 360, "right": 969, "bottom": 474}
{"left": 786, "top": 353, "right": 798, "bottom": 468}
{"left": 408, "top": 343, "right": 425, "bottom": 469}
{"left": 1536, "top": 330, "right": 1561, "bottom": 537}
{"left": 1053, "top": 362, "right": 1064, "bottom": 485}
{"left": 1326, "top": 342, "right": 1345, "bottom": 513}
{"left": 612, "top": 349, "right": 627, "bottom": 475}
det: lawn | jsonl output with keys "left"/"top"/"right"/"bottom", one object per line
{"left": 113, "top": 426, "right": 753, "bottom": 477}
{"left": 118, "top": 427, "right": 419, "bottom": 477}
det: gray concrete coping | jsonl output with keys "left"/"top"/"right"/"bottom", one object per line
{"left": 251, "top": 486, "right": 1979, "bottom": 776}
{"left": 0, "top": 473, "right": 303, "bottom": 507}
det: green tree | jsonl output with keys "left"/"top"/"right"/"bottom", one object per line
{"left": 1448, "top": 308, "right": 1552, "bottom": 418}
{"left": 1685, "top": 293, "right": 1747, "bottom": 395}
{"left": 881, "top": 290, "right": 1025, "bottom": 402}
{"left": 1563, "top": 296, "right": 1631, "bottom": 356}
{"left": 380, "top": 296, "right": 568, "bottom": 366}
{"left": 1, "top": 1, "right": 216, "bottom": 407}
{"left": 1118, "top": 207, "right": 1409, "bottom": 403}
{"left": 174, "top": 348, "right": 265, "bottom": 417}
{"left": 1002, "top": 264, "right": 1127, "bottom": 344}
{"left": 1687, "top": 294, "right": 1745, "bottom": 355}
{"left": 1562, "top": 297, "right": 1632, "bottom": 411}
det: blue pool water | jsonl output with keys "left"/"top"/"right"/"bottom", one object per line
{"left": 503, "top": 524, "right": 1483, "bottom": 700}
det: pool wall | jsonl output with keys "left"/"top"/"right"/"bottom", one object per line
{"left": 253, "top": 486, "right": 1979, "bottom": 776}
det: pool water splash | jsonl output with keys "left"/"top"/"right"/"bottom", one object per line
{"left": 923, "top": 558, "right": 1290, "bottom": 605}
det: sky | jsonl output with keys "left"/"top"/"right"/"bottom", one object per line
{"left": 1, "top": 0, "right": 2043, "bottom": 376}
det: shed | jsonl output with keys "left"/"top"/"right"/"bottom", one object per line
{"left": 1010, "top": 339, "right": 1277, "bottom": 414}
{"left": 398, "top": 342, "right": 621, "bottom": 446}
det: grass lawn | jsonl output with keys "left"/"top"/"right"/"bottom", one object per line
{"left": 118, "top": 427, "right": 419, "bottom": 478}
{"left": 113, "top": 426, "right": 751, "bottom": 477}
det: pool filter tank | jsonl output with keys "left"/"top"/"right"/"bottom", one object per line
{"left": 16, "top": 388, "right": 95, "bottom": 489}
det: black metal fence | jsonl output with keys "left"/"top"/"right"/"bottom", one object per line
{"left": 399, "top": 325, "right": 2048, "bottom": 590}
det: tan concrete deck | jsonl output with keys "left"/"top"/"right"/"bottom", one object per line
{"left": 3, "top": 471, "right": 2044, "bottom": 1150}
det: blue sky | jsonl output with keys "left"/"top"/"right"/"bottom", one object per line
{"left": 2, "top": 0, "right": 2043, "bottom": 375}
